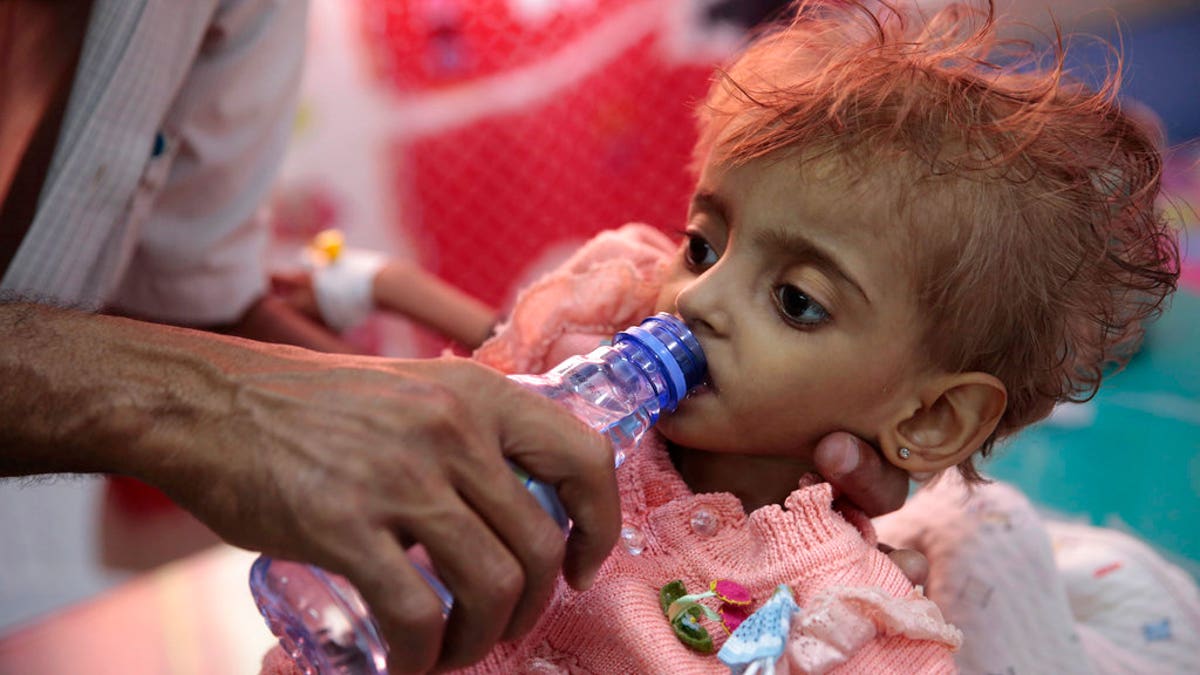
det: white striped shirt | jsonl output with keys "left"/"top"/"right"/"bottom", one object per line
{"left": 1, "top": 0, "right": 307, "bottom": 325}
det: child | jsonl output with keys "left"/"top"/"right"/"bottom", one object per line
{"left": 266, "top": 0, "right": 1181, "bottom": 672}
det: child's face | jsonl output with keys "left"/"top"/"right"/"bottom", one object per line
{"left": 653, "top": 154, "right": 932, "bottom": 462}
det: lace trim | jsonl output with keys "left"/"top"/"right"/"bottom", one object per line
{"left": 787, "top": 586, "right": 962, "bottom": 674}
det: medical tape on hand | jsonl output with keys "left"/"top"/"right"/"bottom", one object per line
{"left": 311, "top": 249, "right": 387, "bottom": 332}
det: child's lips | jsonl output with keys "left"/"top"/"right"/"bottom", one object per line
{"left": 686, "top": 331, "right": 715, "bottom": 396}
{"left": 688, "top": 377, "right": 716, "bottom": 397}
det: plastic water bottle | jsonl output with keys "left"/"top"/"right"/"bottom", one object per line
{"left": 249, "top": 313, "right": 706, "bottom": 675}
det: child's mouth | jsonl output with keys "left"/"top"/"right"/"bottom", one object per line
{"left": 688, "top": 378, "right": 716, "bottom": 398}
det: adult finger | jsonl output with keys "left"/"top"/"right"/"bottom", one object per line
{"left": 410, "top": 500, "right": 530, "bottom": 672}
{"left": 345, "top": 532, "right": 450, "bottom": 675}
{"left": 449, "top": 436, "right": 570, "bottom": 643}
{"left": 813, "top": 432, "right": 910, "bottom": 517}
{"left": 495, "top": 386, "right": 622, "bottom": 593}
{"left": 882, "top": 545, "right": 930, "bottom": 587}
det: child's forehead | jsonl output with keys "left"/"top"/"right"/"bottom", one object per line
{"left": 698, "top": 147, "right": 980, "bottom": 290}
{"left": 706, "top": 153, "right": 934, "bottom": 265}
{"left": 696, "top": 147, "right": 930, "bottom": 228}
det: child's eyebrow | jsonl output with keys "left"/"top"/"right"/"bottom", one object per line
{"left": 690, "top": 190, "right": 870, "bottom": 305}
{"left": 689, "top": 191, "right": 728, "bottom": 221}
{"left": 755, "top": 226, "right": 871, "bottom": 306}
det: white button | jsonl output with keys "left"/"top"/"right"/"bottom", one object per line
{"left": 524, "top": 657, "right": 566, "bottom": 674}
{"left": 620, "top": 524, "right": 645, "bottom": 556}
{"left": 690, "top": 508, "right": 719, "bottom": 537}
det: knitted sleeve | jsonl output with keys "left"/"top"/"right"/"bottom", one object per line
{"left": 473, "top": 223, "right": 676, "bottom": 374}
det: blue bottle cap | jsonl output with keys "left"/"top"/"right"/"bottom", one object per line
{"left": 613, "top": 313, "right": 706, "bottom": 410}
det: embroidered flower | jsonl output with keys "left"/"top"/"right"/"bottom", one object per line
{"left": 720, "top": 603, "right": 753, "bottom": 634}
{"left": 660, "top": 579, "right": 755, "bottom": 653}
{"left": 711, "top": 579, "right": 752, "bottom": 605}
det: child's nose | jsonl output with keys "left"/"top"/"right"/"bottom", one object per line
{"left": 674, "top": 273, "right": 731, "bottom": 338}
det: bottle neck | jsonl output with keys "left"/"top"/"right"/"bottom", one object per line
{"left": 610, "top": 338, "right": 679, "bottom": 413}
{"left": 610, "top": 313, "right": 705, "bottom": 413}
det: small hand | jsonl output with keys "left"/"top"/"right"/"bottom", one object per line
{"left": 813, "top": 432, "right": 929, "bottom": 587}
{"left": 269, "top": 270, "right": 321, "bottom": 322}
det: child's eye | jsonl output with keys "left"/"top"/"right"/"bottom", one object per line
{"left": 773, "top": 285, "right": 830, "bottom": 326}
{"left": 684, "top": 234, "right": 719, "bottom": 270}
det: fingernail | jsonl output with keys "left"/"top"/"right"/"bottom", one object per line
{"left": 824, "top": 435, "right": 860, "bottom": 477}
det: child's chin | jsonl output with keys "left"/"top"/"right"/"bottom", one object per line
{"left": 655, "top": 412, "right": 702, "bottom": 448}
{"left": 654, "top": 415, "right": 682, "bottom": 442}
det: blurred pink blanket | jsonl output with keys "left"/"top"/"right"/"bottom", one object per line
{"left": 874, "top": 473, "right": 1200, "bottom": 673}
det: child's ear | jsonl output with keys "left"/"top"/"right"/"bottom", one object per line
{"left": 879, "top": 373, "right": 1007, "bottom": 473}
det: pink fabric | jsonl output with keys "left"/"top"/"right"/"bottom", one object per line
{"left": 452, "top": 438, "right": 955, "bottom": 674}
{"left": 874, "top": 472, "right": 1200, "bottom": 674}
{"left": 788, "top": 586, "right": 963, "bottom": 674}
{"left": 474, "top": 224, "right": 676, "bottom": 373}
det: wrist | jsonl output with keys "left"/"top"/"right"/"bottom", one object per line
{"left": 0, "top": 304, "right": 247, "bottom": 485}
{"left": 311, "top": 248, "right": 388, "bottom": 332}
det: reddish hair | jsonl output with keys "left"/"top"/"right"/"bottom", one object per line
{"left": 695, "top": 1, "right": 1181, "bottom": 481}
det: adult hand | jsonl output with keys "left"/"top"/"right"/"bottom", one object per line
{"left": 164, "top": 356, "right": 619, "bottom": 674}
{"left": 1, "top": 306, "right": 620, "bottom": 674}
{"left": 813, "top": 432, "right": 929, "bottom": 587}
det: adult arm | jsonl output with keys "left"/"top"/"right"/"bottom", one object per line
{"left": 0, "top": 302, "right": 620, "bottom": 673}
